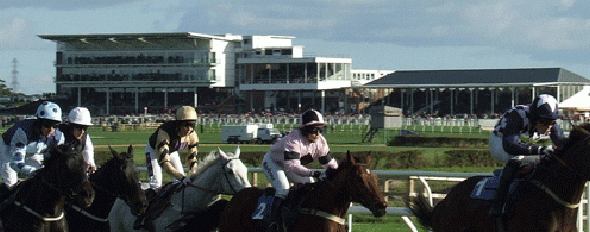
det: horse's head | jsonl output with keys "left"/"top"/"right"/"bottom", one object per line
{"left": 558, "top": 124, "right": 590, "bottom": 182}
{"left": 98, "top": 145, "right": 147, "bottom": 215}
{"left": 216, "top": 146, "right": 251, "bottom": 194}
{"left": 42, "top": 144, "right": 95, "bottom": 208}
{"left": 331, "top": 151, "right": 387, "bottom": 217}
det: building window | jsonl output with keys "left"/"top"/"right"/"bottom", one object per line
{"left": 265, "top": 50, "right": 272, "bottom": 56}
{"left": 281, "top": 49, "right": 292, "bottom": 55}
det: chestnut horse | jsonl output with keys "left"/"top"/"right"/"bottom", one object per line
{"left": 218, "top": 151, "right": 387, "bottom": 232}
{"left": 0, "top": 144, "right": 95, "bottom": 232}
{"left": 410, "top": 124, "right": 590, "bottom": 232}
{"left": 66, "top": 145, "right": 148, "bottom": 232}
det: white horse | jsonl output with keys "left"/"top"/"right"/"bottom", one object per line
{"left": 107, "top": 146, "right": 251, "bottom": 232}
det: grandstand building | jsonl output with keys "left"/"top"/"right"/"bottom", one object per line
{"left": 39, "top": 32, "right": 386, "bottom": 115}
{"left": 39, "top": 32, "right": 590, "bottom": 118}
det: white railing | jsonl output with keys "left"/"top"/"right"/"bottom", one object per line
{"left": 138, "top": 167, "right": 590, "bottom": 232}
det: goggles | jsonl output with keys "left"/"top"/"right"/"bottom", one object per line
{"left": 180, "top": 121, "right": 196, "bottom": 128}
{"left": 309, "top": 127, "right": 323, "bottom": 134}
{"left": 72, "top": 124, "right": 89, "bottom": 131}
{"left": 41, "top": 120, "right": 59, "bottom": 129}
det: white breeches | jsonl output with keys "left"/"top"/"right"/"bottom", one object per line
{"left": 0, "top": 142, "right": 43, "bottom": 188}
{"left": 145, "top": 143, "right": 184, "bottom": 189}
{"left": 262, "top": 152, "right": 313, "bottom": 198}
{"left": 489, "top": 134, "right": 542, "bottom": 165}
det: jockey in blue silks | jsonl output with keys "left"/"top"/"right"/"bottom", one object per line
{"left": 0, "top": 101, "right": 64, "bottom": 188}
{"left": 488, "top": 94, "right": 567, "bottom": 217}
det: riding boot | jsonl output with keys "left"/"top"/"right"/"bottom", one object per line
{"left": 267, "top": 196, "right": 285, "bottom": 232}
{"left": 489, "top": 160, "right": 520, "bottom": 218}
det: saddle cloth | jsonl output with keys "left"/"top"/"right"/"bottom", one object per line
{"left": 251, "top": 184, "right": 316, "bottom": 229}
{"left": 470, "top": 169, "right": 522, "bottom": 200}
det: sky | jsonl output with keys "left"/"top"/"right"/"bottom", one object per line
{"left": 2, "top": 0, "right": 590, "bottom": 95}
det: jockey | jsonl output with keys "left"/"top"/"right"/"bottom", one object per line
{"left": 0, "top": 101, "right": 64, "bottom": 188}
{"left": 489, "top": 94, "right": 567, "bottom": 217}
{"left": 56, "top": 107, "right": 96, "bottom": 174}
{"left": 262, "top": 109, "right": 338, "bottom": 231}
{"left": 145, "top": 106, "right": 199, "bottom": 189}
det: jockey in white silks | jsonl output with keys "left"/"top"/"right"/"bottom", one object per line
{"left": 0, "top": 101, "right": 64, "bottom": 188}
{"left": 488, "top": 94, "right": 567, "bottom": 219}
{"left": 56, "top": 107, "right": 96, "bottom": 174}
{"left": 262, "top": 109, "right": 339, "bottom": 232}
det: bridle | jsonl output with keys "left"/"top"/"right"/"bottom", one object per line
{"left": 183, "top": 158, "right": 241, "bottom": 195}
{"left": 180, "top": 158, "right": 242, "bottom": 212}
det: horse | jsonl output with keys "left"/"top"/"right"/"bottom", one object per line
{"left": 108, "top": 146, "right": 251, "bottom": 232}
{"left": 0, "top": 144, "right": 95, "bottom": 232}
{"left": 409, "top": 124, "right": 590, "bottom": 232}
{"left": 217, "top": 151, "right": 388, "bottom": 232}
{"left": 66, "top": 145, "right": 148, "bottom": 232}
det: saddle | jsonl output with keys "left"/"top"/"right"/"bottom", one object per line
{"left": 252, "top": 183, "right": 317, "bottom": 231}
{"left": 135, "top": 181, "right": 183, "bottom": 229}
{"left": 471, "top": 165, "right": 535, "bottom": 216}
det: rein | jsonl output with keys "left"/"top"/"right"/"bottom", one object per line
{"left": 180, "top": 158, "right": 239, "bottom": 212}
{"left": 14, "top": 201, "right": 65, "bottom": 221}
{"left": 70, "top": 204, "right": 108, "bottom": 222}
{"left": 68, "top": 181, "right": 116, "bottom": 222}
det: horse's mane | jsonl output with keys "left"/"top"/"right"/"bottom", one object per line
{"left": 190, "top": 150, "right": 224, "bottom": 176}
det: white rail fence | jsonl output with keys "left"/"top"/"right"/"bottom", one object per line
{"left": 139, "top": 167, "right": 590, "bottom": 232}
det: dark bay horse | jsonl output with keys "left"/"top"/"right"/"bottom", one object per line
{"left": 0, "top": 144, "right": 95, "bottom": 232}
{"left": 66, "top": 145, "right": 148, "bottom": 232}
{"left": 410, "top": 124, "right": 590, "bottom": 232}
{"left": 218, "top": 152, "right": 387, "bottom": 232}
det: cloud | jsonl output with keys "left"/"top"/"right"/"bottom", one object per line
{"left": 175, "top": 0, "right": 590, "bottom": 64}
{"left": 0, "top": 13, "right": 44, "bottom": 50}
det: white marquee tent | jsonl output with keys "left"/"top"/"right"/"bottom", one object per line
{"left": 560, "top": 86, "right": 590, "bottom": 118}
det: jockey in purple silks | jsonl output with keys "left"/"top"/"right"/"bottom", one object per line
{"left": 489, "top": 94, "right": 567, "bottom": 218}
{"left": 0, "top": 101, "right": 64, "bottom": 188}
{"left": 262, "top": 109, "right": 339, "bottom": 232}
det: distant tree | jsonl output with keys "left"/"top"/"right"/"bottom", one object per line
{"left": 0, "top": 79, "right": 12, "bottom": 95}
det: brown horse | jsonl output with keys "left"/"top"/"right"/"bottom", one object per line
{"left": 66, "top": 145, "right": 148, "bottom": 232}
{"left": 410, "top": 124, "right": 590, "bottom": 232}
{"left": 218, "top": 152, "right": 387, "bottom": 232}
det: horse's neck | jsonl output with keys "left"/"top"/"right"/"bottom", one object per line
{"left": 175, "top": 163, "right": 223, "bottom": 210}
{"left": 302, "top": 181, "right": 351, "bottom": 218}
{"left": 84, "top": 185, "right": 118, "bottom": 217}
{"left": 533, "top": 162, "right": 586, "bottom": 206}
{"left": 19, "top": 179, "right": 66, "bottom": 216}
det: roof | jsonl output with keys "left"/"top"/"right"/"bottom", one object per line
{"left": 365, "top": 68, "right": 589, "bottom": 88}
{"left": 38, "top": 32, "right": 237, "bottom": 42}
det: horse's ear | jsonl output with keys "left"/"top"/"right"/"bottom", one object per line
{"left": 346, "top": 150, "right": 355, "bottom": 164}
{"left": 218, "top": 147, "right": 228, "bottom": 159}
{"left": 112, "top": 148, "right": 122, "bottom": 160}
{"left": 109, "top": 145, "right": 115, "bottom": 154}
{"left": 127, "top": 145, "right": 133, "bottom": 157}
{"left": 365, "top": 152, "right": 372, "bottom": 165}
{"left": 234, "top": 145, "right": 240, "bottom": 158}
